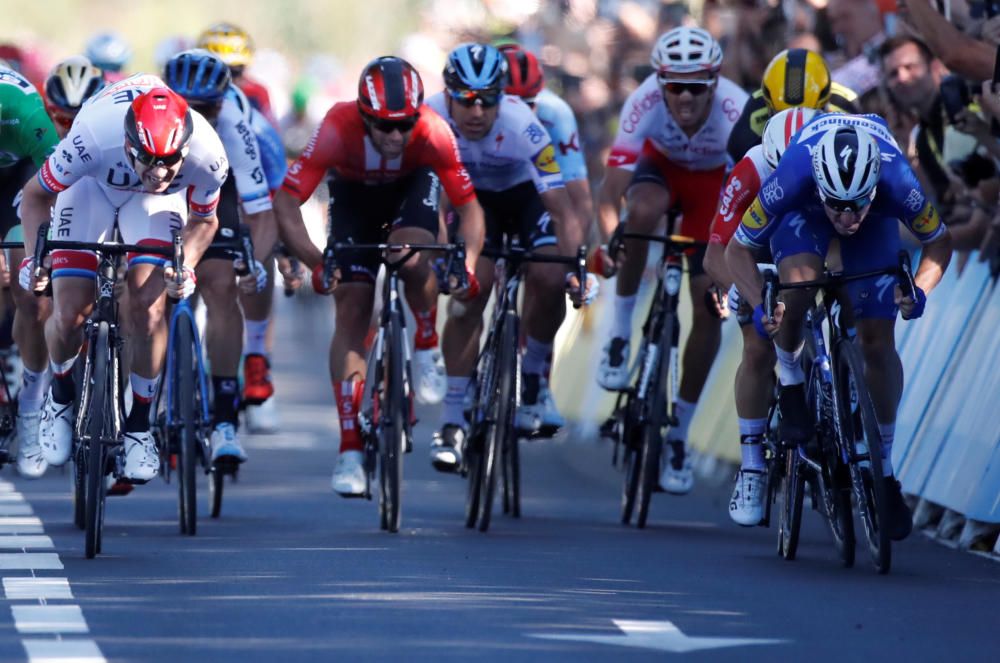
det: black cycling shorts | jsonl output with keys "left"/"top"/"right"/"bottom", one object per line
{"left": 475, "top": 181, "right": 557, "bottom": 254}
{"left": 201, "top": 169, "right": 243, "bottom": 261}
{"left": 0, "top": 159, "right": 36, "bottom": 240}
{"left": 327, "top": 167, "right": 441, "bottom": 284}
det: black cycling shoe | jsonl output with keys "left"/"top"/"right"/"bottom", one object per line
{"left": 883, "top": 475, "right": 913, "bottom": 541}
{"left": 430, "top": 424, "right": 465, "bottom": 473}
{"left": 777, "top": 383, "right": 812, "bottom": 443}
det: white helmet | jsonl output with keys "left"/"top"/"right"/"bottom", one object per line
{"left": 762, "top": 107, "right": 819, "bottom": 170}
{"left": 811, "top": 125, "right": 881, "bottom": 206}
{"left": 44, "top": 55, "right": 105, "bottom": 112}
{"left": 651, "top": 27, "right": 723, "bottom": 77}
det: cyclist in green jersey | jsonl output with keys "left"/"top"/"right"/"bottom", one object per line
{"left": 0, "top": 67, "right": 59, "bottom": 477}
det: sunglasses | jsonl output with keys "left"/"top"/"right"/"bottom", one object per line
{"left": 659, "top": 78, "right": 714, "bottom": 96}
{"left": 367, "top": 114, "right": 420, "bottom": 134}
{"left": 821, "top": 194, "right": 873, "bottom": 213}
{"left": 448, "top": 88, "right": 502, "bottom": 108}
{"left": 128, "top": 142, "right": 186, "bottom": 168}
{"left": 51, "top": 111, "right": 76, "bottom": 131}
{"left": 189, "top": 101, "right": 223, "bottom": 118}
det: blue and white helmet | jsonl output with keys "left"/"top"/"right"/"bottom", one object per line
{"left": 443, "top": 43, "right": 507, "bottom": 93}
{"left": 811, "top": 125, "right": 881, "bottom": 205}
{"left": 85, "top": 32, "right": 132, "bottom": 72}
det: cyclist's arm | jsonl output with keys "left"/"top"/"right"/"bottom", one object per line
{"left": 596, "top": 166, "right": 632, "bottom": 241}
{"left": 18, "top": 175, "right": 57, "bottom": 257}
{"left": 273, "top": 189, "right": 322, "bottom": 268}
{"left": 703, "top": 242, "right": 733, "bottom": 287}
{"left": 914, "top": 229, "right": 952, "bottom": 295}
{"left": 243, "top": 208, "right": 278, "bottom": 263}
{"left": 725, "top": 239, "right": 765, "bottom": 309}
{"left": 453, "top": 198, "right": 484, "bottom": 270}
{"left": 180, "top": 212, "right": 219, "bottom": 270}
{"left": 566, "top": 178, "right": 594, "bottom": 242}
{"left": 540, "top": 186, "right": 584, "bottom": 256}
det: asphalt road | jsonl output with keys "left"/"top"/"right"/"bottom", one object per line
{"left": 0, "top": 294, "right": 996, "bottom": 662}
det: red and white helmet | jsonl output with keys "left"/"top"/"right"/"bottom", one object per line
{"left": 123, "top": 87, "right": 193, "bottom": 163}
{"left": 651, "top": 27, "right": 723, "bottom": 78}
{"left": 357, "top": 56, "right": 423, "bottom": 121}
{"left": 762, "top": 107, "right": 819, "bottom": 169}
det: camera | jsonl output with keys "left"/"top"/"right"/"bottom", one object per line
{"left": 940, "top": 75, "right": 971, "bottom": 124}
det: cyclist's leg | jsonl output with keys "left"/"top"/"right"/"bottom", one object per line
{"left": 770, "top": 212, "right": 830, "bottom": 441}
{"left": 434, "top": 189, "right": 498, "bottom": 469}
{"left": 118, "top": 190, "right": 186, "bottom": 481}
{"left": 600, "top": 147, "right": 670, "bottom": 390}
{"left": 391, "top": 168, "right": 446, "bottom": 404}
{"left": 39, "top": 179, "right": 105, "bottom": 469}
{"left": 196, "top": 176, "right": 248, "bottom": 459}
{"left": 519, "top": 185, "right": 565, "bottom": 431}
{"left": 840, "top": 215, "right": 911, "bottom": 539}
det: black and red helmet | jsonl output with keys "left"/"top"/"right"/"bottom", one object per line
{"left": 499, "top": 44, "right": 543, "bottom": 100}
{"left": 123, "top": 87, "right": 194, "bottom": 164}
{"left": 357, "top": 56, "right": 424, "bottom": 121}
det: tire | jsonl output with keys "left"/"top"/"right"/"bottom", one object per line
{"left": 620, "top": 400, "right": 641, "bottom": 525}
{"left": 84, "top": 322, "right": 111, "bottom": 560}
{"left": 778, "top": 447, "right": 804, "bottom": 560}
{"left": 210, "top": 468, "right": 224, "bottom": 518}
{"left": 835, "top": 339, "right": 891, "bottom": 574}
{"left": 477, "top": 311, "right": 517, "bottom": 533}
{"left": 176, "top": 320, "right": 197, "bottom": 536}
{"left": 465, "top": 327, "right": 499, "bottom": 529}
{"left": 505, "top": 431, "right": 521, "bottom": 519}
{"left": 636, "top": 313, "right": 675, "bottom": 530}
{"left": 72, "top": 454, "right": 86, "bottom": 530}
{"left": 380, "top": 309, "right": 406, "bottom": 533}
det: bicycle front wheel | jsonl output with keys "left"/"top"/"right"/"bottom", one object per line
{"left": 84, "top": 322, "right": 111, "bottom": 560}
{"left": 777, "top": 447, "right": 804, "bottom": 560}
{"left": 477, "top": 310, "right": 517, "bottom": 533}
{"left": 835, "top": 338, "right": 891, "bottom": 574}
{"left": 379, "top": 309, "right": 406, "bottom": 533}
{"left": 175, "top": 319, "right": 198, "bottom": 536}
{"left": 636, "top": 313, "right": 676, "bottom": 529}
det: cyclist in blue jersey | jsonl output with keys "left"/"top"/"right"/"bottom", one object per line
{"left": 497, "top": 43, "right": 592, "bottom": 430}
{"left": 725, "top": 114, "right": 953, "bottom": 540}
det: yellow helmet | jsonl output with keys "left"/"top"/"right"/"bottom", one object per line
{"left": 196, "top": 22, "right": 254, "bottom": 68}
{"left": 761, "top": 49, "right": 831, "bottom": 113}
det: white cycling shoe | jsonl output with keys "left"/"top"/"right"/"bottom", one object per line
{"left": 659, "top": 440, "right": 694, "bottom": 495}
{"left": 597, "top": 337, "right": 630, "bottom": 390}
{"left": 412, "top": 348, "right": 447, "bottom": 405}
{"left": 538, "top": 380, "right": 565, "bottom": 431}
{"left": 39, "top": 394, "right": 73, "bottom": 467}
{"left": 210, "top": 423, "right": 248, "bottom": 463}
{"left": 245, "top": 397, "right": 280, "bottom": 434}
{"left": 16, "top": 410, "right": 47, "bottom": 479}
{"left": 122, "top": 431, "right": 159, "bottom": 483}
{"left": 729, "top": 469, "right": 766, "bottom": 526}
{"left": 332, "top": 450, "right": 366, "bottom": 496}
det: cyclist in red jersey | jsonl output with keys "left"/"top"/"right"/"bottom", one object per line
{"left": 274, "top": 57, "right": 485, "bottom": 496}
{"left": 197, "top": 23, "right": 278, "bottom": 128}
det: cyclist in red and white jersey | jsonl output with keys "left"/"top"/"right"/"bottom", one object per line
{"left": 596, "top": 27, "right": 748, "bottom": 495}
{"left": 19, "top": 76, "right": 230, "bottom": 482}
{"left": 273, "top": 57, "right": 485, "bottom": 496}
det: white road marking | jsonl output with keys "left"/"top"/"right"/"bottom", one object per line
{"left": 0, "top": 492, "right": 28, "bottom": 502}
{"left": 3, "top": 578, "right": 73, "bottom": 600}
{"left": 0, "top": 535, "right": 54, "bottom": 549}
{"left": 532, "top": 619, "right": 787, "bottom": 653}
{"left": 13, "top": 605, "right": 89, "bottom": 633}
{"left": 22, "top": 639, "right": 105, "bottom": 663}
{"left": 0, "top": 516, "right": 44, "bottom": 532}
{"left": 0, "top": 553, "right": 63, "bottom": 570}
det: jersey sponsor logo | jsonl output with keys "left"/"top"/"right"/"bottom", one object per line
{"left": 524, "top": 123, "right": 546, "bottom": 145}
{"left": 621, "top": 88, "right": 662, "bottom": 133}
{"left": 903, "top": 188, "right": 924, "bottom": 213}
{"left": 422, "top": 172, "right": 441, "bottom": 209}
{"left": 56, "top": 205, "right": 73, "bottom": 237}
{"left": 61, "top": 149, "right": 73, "bottom": 163}
{"left": 236, "top": 120, "right": 258, "bottom": 160}
{"left": 0, "top": 69, "right": 34, "bottom": 92}
{"left": 106, "top": 168, "right": 132, "bottom": 188}
{"left": 559, "top": 132, "right": 579, "bottom": 155}
{"left": 876, "top": 274, "right": 895, "bottom": 303}
{"left": 72, "top": 135, "right": 92, "bottom": 163}
{"left": 911, "top": 201, "right": 941, "bottom": 234}
{"left": 38, "top": 162, "right": 67, "bottom": 193}
{"left": 607, "top": 151, "right": 633, "bottom": 167}
{"left": 533, "top": 144, "right": 559, "bottom": 174}
{"left": 251, "top": 166, "right": 264, "bottom": 184}
{"left": 788, "top": 214, "right": 806, "bottom": 238}
{"left": 718, "top": 175, "right": 743, "bottom": 222}
{"left": 761, "top": 179, "right": 783, "bottom": 205}
{"left": 742, "top": 198, "right": 769, "bottom": 230}
{"left": 721, "top": 97, "right": 740, "bottom": 122}
{"left": 210, "top": 156, "right": 226, "bottom": 172}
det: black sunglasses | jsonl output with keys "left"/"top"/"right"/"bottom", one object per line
{"left": 448, "top": 88, "right": 502, "bottom": 108}
{"left": 660, "top": 80, "right": 713, "bottom": 96}
{"left": 128, "top": 142, "right": 185, "bottom": 168}
{"left": 822, "top": 196, "right": 872, "bottom": 213}
{"left": 367, "top": 114, "right": 420, "bottom": 134}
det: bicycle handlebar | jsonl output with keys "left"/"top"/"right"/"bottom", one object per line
{"left": 481, "top": 244, "right": 589, "bottom": 309}
{"left": 322, "top": 239, "right": 468, "bottom": 293}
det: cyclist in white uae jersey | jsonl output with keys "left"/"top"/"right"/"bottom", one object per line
{"left": 425, "top": 43, "right": 594, "bottom": 472}
{"left": 19, "top": 75, "right": 229, "bottom": 482}
{"left": 165, "top": 49, "right": 280, "bottom": 465}
{"left": 595, "top": 27, "right": 748, "bottom": 496}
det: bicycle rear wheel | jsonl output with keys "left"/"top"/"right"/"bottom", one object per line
{"left": 636, "top": 313, "right": 675, "bottom": 530}
{"left": 620, "top": 396, "right": 641, "bottom": 524}
{"left": 175, "top": 320, "right": 198, "bottom": 536}
{"left": 777, "top": 447, "right": 804, "bottom": 560}
{"left": 84, "top": 322, "right": 111, "bottom": 560}
{"left": 835, "top": 339, "right": 891, "bottom": 574}
{"left": 477, "top": 311, "right": 517, "bottom": 533}
{"left": 379, "top": 309, "right": 406, "bottom": 533}
{"left": 501, "top": 314, "right": 521, "bottom": 519}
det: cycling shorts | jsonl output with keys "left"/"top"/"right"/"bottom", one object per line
{"left": 1, "top": 159, "right": 37, "bottom": 240}
{"left": 202, "top": 169, "right": 243, "bottom": 262}
{"left": 475, "top": 181, "right": 557, "bottom": 254}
